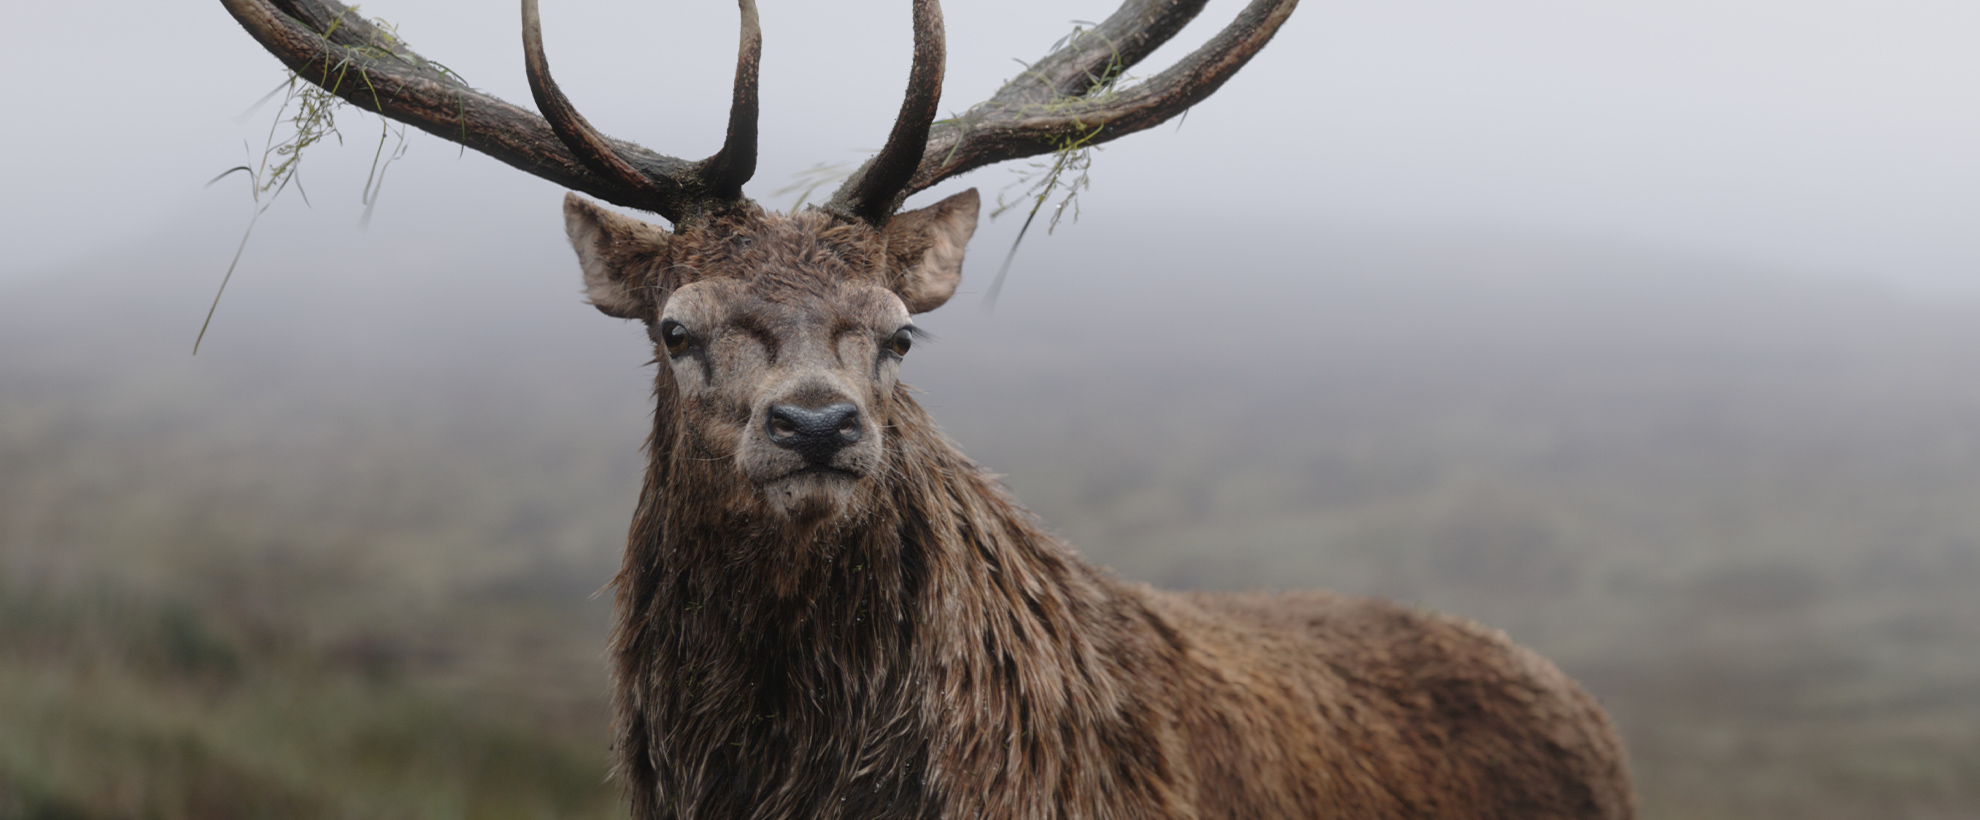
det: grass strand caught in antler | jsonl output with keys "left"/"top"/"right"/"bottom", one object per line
{"left": 985, "top": 125, "right": 1102, "bottom": 310}
{"left": 981, "top": 21, "right": 1132, "bottom": 310}
{"left": 196, "top": 13, "right": 440, "bottom": 354}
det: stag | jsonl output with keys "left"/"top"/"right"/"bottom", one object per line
{"left": 221, "top": 0, "right": 1634, "bottom": 817}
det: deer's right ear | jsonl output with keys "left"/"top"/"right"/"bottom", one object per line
{"left": 564, "top": 193, "right": 673, "bottom": 321}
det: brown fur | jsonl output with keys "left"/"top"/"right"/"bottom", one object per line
{"left": 568, "top": 192, "right": 1634, "bottom": 819}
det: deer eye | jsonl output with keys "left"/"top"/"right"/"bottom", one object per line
{"left": 659, "top": 319, "right": 692, "bottom": 356}
{"left": 885, "top": 327, "right": 914, "bottom": 358}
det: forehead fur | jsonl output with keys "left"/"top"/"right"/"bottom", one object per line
{"left": 673, "top": 208, "right": 889, "bottom": 300}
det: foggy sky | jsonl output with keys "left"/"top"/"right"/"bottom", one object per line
{"left": 1, "top": 0, "right": 1975, "bottom": 296}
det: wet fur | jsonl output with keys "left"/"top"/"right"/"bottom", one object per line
{"left": 580, "top": 197, "right": 1634, "bottom": 819}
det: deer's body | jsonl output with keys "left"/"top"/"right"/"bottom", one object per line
{"left": 615, "top": 306, "right": 1631, "bottom": 818}
{"left": 222, "top": 0, "right": 1634, "bottom": 816}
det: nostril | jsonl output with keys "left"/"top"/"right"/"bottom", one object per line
{"left": 768, "top": 415, "right": 798, "bottom": 439}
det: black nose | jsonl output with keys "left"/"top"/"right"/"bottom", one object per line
{"left": 765, "top": 402, "right": 862, "bottom": 464}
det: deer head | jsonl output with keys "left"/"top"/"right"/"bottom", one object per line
{"left": 219, "top": 0, "right": 1299, "bottom": 529}
{"left": 567, "top": 190, "right": 980, "bottom": 524}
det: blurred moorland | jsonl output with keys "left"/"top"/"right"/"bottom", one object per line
{"left": 2, "top": 220, "right": 1977, "bottom": 819}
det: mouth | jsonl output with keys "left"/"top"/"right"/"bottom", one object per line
{"left": 777, "top": 464, "right": 861, "bottom": 482}
{"left": 760, "top": 466, "right": 863, "bottom": 521}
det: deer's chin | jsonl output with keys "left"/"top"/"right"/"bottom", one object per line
{"left": 761, "top": 469, "right": 864, "bottom": 523}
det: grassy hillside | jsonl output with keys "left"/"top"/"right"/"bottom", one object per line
{"left": 2, "top": 225, "right": 1976, "bottom": 818}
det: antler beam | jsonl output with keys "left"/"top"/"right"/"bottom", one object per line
{"left": 834, "top": 0, "right": 1300, "bottom": 211}
{"left": 219, "top": 0, "right": 760, "bottom": 223}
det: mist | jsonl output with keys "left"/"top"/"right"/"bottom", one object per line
{"left": 2, "top": 0, "right": 1976, "bottom": 291}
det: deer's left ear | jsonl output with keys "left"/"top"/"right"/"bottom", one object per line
{"left": 564, "top": 193, "right": 673, "bottom": 321}
{"left": 882, "top": 188, "right": 979, "bottom": 314}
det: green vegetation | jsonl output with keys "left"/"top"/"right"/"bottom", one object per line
{"left": 0, "top": 581, "right": 614, "bottom": 820}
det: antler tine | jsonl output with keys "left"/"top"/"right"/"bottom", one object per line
{"left": 526, "top": 0, "right": 764, "bottom": 217}
{"left": 827, "top": 0, "right": 948, "bottom": 225}
{"left": 899, "top": 0, "right": 1298, "bottom": 204}
{"left": 696, "top": 0, "right": 762, "bottom": 201}
{"left": 523, "top": 0, "right": 695, "bottom": 218}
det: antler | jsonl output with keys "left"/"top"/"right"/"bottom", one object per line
{"left": 220, "top": 0, "right": 1296, "bottom": 226}
{"left": 827, "top": 0, "right": 1300, "bottom": 219}
{"left": 219, "top": 0, "right": 761, "bottom": 223}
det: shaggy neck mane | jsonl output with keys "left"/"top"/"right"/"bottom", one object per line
{"left": 609, "top": 375, "right": 1174, "bottom": 819}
